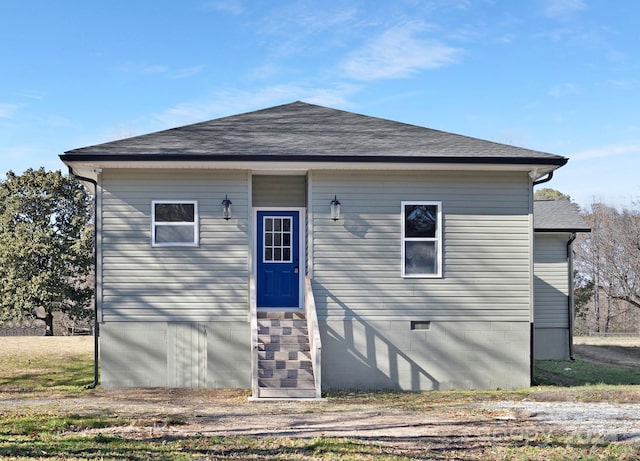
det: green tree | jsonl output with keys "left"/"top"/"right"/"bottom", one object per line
{"left": 534, "top": 187, "right": 572, "bottom": 201}
{"left": 0, "top": 168, "right": 93, "bottom": 335}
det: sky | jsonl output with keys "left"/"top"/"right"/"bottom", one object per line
{"left": 1, "top": 0, "right": 639, "bottom": 209}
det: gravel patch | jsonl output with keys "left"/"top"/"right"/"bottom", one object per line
{"left": 491, "top": 400, "right": 640, "bottom": 442}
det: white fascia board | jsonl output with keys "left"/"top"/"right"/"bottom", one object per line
{"left": 63, "top": 160, "right": 559, "bottom": 175}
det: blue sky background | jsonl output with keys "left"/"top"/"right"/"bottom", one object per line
{"left": 1, "top": 0, "right": 638, "bottom": 208}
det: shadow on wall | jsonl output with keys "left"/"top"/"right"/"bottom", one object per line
{"left": 316, "top": 280, "right": 439, "bottom": 391}
{"left": 533, "top": 275, "right": 570, "bottom": 360}
{"left": 314, "top": 280, "right": 529, "bottom": 392}
{"left": 343, "top": 213, "right": 372, "bottom": 239}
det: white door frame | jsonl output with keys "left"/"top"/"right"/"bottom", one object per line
{"left": 252, "top": 207, "right": 306, "bottom": 310}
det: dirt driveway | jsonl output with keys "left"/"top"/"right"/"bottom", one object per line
{"left": 1, "top": 336, "right": 639, "bottom": 454}
{"left": 573, "top": 335, "right": 640, "bottom": 369}
{"left": 4, "top": 386, "right": 639, "bottom": 450}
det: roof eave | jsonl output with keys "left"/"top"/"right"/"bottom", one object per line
{"left": 59, "top": 153, "right": 568, "bottom": 166}
{"left": 535, "top": 227, "right": 591, "bottom": 233}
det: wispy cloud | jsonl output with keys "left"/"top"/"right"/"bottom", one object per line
{"left": 17, "top": 90, "right": 45, "bottom": 100}
{"left": 117, "top": 63, "right": 168, "bottom": 74}
{"left": 145, "top": 84, "right": 359, "bottom": 130}
{"left": 0, "top": 103, "right": 23, "bottom": 119}
{"left": 169, "top": 65, "right": 204, "bottom": 79}
{"left": 572, "top": 143, "right": 640, "bottom": 160}
{"left": 201, "top": 0, "right": 244, "bottom": 15}
{"left": 605, "top": 79, "right": 637, "bottom": 88}
{"left": 256, "top": 4, "right": 358, "bottom": 59}
{"left": 497, "top": 34, "right": 515, "bottom": 44}
{"left": 259, "top": 4, "right": 357, "bottom": 38}
{"left": 2, "top": 146, "right": 40, "bottom": 160}
{"left": 116, "top": 63, "right": 203, "bottom": 79}
{"left": 542, "top": 0, "right": 586, "bottom": 19}
{"left": 548, "top": 82, "right": 580, "bottom": 97}
{"left": 340, "top": 22, "right": 460, "bottom": 81}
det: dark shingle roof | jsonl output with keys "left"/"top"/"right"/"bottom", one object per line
{"left": 534, "top": 200, "right": 590, "bottom": 232}
{"left": 61, "top": 101, "right": 567, "bottom": 166}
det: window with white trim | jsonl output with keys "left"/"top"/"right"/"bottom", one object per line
{"left": 401, "top": 201, "right": 442, "bottom": 277}
{"left": 152, "top": 201, "right": 198, "bottom": 247}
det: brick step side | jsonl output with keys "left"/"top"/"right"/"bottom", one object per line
{"left": 259, "top": 388, "right": 317, "bottom": 399}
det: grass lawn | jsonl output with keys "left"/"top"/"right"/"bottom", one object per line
{"left": 0, "top": 336, "right": 638, "bottom": 460}
{"left": 535, "top": 359, "right": 640, "bottom": 386}
{"left": 0, "top": 337, "right": 94, "bottom": 394}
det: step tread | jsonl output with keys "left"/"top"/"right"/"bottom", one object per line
{"left": 258, "top": 359, "right": 312, "bottom": 370}
{"left": 258, "top": 388, "right": 317, "bottom": 399}
{"left": 258, "top": 312, "right": 306, "bottom": 320}
{"left": 257, "top": 320, "right": 308, "bottom": 328}
{"left": 258, "top": 326, "right": 309, "bottom": 335}
{"left": 258, "top": 335, "right": 310, "bottom": 344}
{"left": 258, "top": 351, "right": 312, "bottom": 361}
{"left": 258, "top": 343, "right": 310, "bottom": 352}
{"left": 259, "top": 368, "right": 314, "bottom": 379}
{"left": 259, "top": 378, "right": 315, "bottom": 388}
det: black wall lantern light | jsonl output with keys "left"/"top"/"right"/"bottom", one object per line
{"left": 330, "top": 195, "right": 341, "bottom": 221}
{"left": 221, "top": 195, "right": 232, "bottom": 220}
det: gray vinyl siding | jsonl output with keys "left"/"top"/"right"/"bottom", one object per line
{"left": 310, "top": 170, "right": 532, "bottom": 322}
{"left": 533, "top": 232, "right": 570, "bottom": 359}
{"left": 100, "top": 169, "right": 250, "bottom": 322}
{"left": 252, "top": 175, "right": 306, "bottom": 207}
{"left": 533, "top": 233, "right": 569, "bottom": 327}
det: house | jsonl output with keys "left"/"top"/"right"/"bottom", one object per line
{"left": 60, "top": 101, "right": 572, "bottom": 397}
{"left": 533, "top": 199, "right": 590, "bottom": 360}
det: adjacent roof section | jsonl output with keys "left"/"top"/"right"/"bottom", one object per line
{"left": 61, "top": 101, "right": 567, "bottom": 166}
{"left": 534, "top": 200, "right": 590, "bottom": 232}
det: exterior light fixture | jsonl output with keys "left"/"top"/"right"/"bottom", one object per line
{"left": 330, "top": 195, "right": 341, "bottom": 221}
{"left": 221, "top": 195, "right": 232, "bottom": 220}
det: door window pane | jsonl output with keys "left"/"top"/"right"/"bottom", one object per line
{"left": 263, "top": 216, "right": 293, "bottom": 263}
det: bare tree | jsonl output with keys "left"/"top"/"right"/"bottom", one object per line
{"left": 575, "top": 200, "right": 640, "bottom": 333}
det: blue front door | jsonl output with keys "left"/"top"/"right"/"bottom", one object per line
{"left": 257, "top": 211, "right": 300, "bottom": 308}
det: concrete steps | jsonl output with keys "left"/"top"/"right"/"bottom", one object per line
{"left": 256, "top": 311, "right": 317, "bottom": 399}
